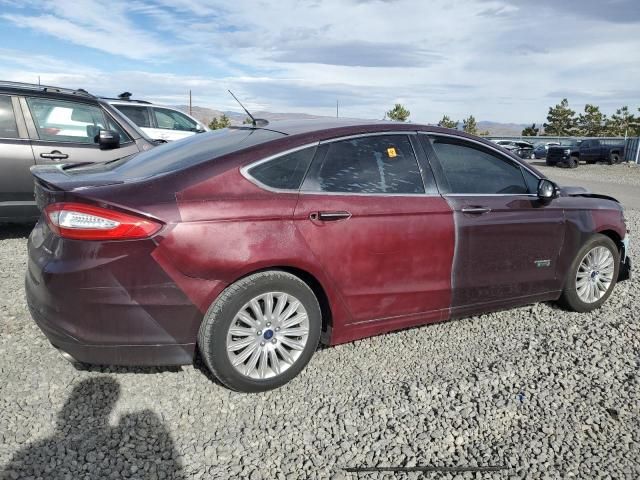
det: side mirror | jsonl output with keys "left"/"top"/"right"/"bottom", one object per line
{"left": 97, "top": 129, "right": 120, "bottom": 150}
{"left": 537, "top": 178, "right": 558, "bottom": 202}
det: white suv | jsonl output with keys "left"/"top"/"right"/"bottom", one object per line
{"left": 107, "top": 98, "right": 208, "bottom": 141}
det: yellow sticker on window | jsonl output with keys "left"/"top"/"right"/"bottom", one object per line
{"left": 387, "top": 147, "right": 397, "bottom": 158}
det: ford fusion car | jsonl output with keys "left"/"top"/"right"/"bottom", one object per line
{"left": 26, "top": 120, "right": 631, "bottom": 392}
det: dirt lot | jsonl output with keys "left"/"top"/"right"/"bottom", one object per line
{"left": 0, "top": 164, "right": 638, "bottom": 479}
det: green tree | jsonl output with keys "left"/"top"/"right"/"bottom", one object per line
{"left": 437, "top": 115, "right": 458, "bottom": 129}
{"left": 605, "top": 106, "right": 638, "bottom": 136}
{"left": 462, "top": 115, "right": 478, "bottom": 135}
{"left": 577, "top": 104, "right": 606, "bottom": 136}
{"left": 543, "top": 99, "right": 576, "bottom": 136}
{"left": 521, "top": 123, "right": 539, "bottom": 136}
{"left": 243, "top": 116, "right": 253, "bottom": 125}
{"left": 208, "top": 114, "right": 231, "bottom": 130}
{"left": 385, "top": 103, "right": 410, "bottom": 122}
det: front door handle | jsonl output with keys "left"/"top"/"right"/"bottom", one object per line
{"left": 461, "top": 206, "right": 491, "bottom": 215}
{"left": 40, "top": 150, "right": 69, "bottom": 160}
{"left": 309, "top": 211, "right": 352, "bottom": 222}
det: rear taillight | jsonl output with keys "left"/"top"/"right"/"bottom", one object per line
{"left": 44, "top": 202, "right": 162, "bottom": 240}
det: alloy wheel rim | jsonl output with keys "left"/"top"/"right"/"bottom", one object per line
{"left": 226, "top": 292, "right": 309, "bottom": 380}
{"left": 576, "top": 246, "right": 615, "bottom": 303}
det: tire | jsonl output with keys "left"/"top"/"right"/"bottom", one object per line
{"left": 197, "top": 271, "right": 322, "bottom": 392}
{"left": 608, "top": 152, "right": 621, "bottom": 165}
{"left": 558, "top": 234, "right": 620, "bottom": 313}
{"left": 568, "top": 156, "right": 579, "bottom": 168}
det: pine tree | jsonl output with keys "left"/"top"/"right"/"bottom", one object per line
{"left": 208, "top": 114, "right": 231, "bottom": 130}
{"left": 577, "top": 104, "right": 606, "bottom": 136}
{"left": 521, "top": 123, "right": 539, "bottom": 136}
{"left": 385, "top": 104, "right": 410, "bottom": 122}
{"left": 605, "top": 106, "right": 638, "bottom": 136}
{"left": 543, "top": 99, "right": 576, "bottom": 136}
{"left": 437, "top": 115, "right": 458, "bottom": 129}
{"left": 462, "top": 115, "right": 478, "bottom": 135}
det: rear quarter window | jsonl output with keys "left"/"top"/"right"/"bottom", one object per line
{"left": 247, "top": 146, "right": 316, "bottom": 190}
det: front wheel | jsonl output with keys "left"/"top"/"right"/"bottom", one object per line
{"left": 198, "top": 271, "right": 321, "bottom": 392}
{"left": 558, "top": 234, "right": 620, "bottom": 312}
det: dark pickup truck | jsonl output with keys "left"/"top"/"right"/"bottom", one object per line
{"left": 546, "top": 139, "right": 625, "bottom": 168}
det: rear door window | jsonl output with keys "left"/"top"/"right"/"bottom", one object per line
{"left": 303, "top": 134, "right": 425, "bottom": 194}
{"left": 0, "top": 96, "right": 18, "bottom": 139}
{"left": 114, "top": 105, "right": 152, "bottom": 128}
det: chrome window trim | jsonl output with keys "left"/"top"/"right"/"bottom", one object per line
{"left": 419, "top": 131, "right": 543, "bottom": 181}
{"left": 240, "top": 141, "right": 320, "bottom": 194}
{"left": 318, "top": 130, "right": 417, "bottom": 144}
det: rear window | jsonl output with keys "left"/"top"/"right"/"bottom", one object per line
{"left": 66, "top": 127, "right": 284, "bottom": 179}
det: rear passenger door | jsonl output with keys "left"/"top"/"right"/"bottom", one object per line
{"left": 422, "top": 134, "right": 564, "bottom": 314}
{"left": 294, "top": 133, "right": 455, "bottom": 327}
{"left": 23, "top": 97, "right": 139, "bottom": 166}
{"left": 0, "top": 95, "right": 37, "bottom": 220}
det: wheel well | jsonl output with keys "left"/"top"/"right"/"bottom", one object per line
{"left": 235, "top": 266, "right": 333, "bottom": 339}
{"left": 598, "top": 229, "right": 622, "bottom": 251}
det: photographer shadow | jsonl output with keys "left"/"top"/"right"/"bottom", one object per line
{"left": 1, "top": 377, "right": 184, "bottom": 480}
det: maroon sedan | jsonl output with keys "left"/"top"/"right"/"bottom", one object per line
{"left": 26, "top": 120, "right": 631, "bottom": 392}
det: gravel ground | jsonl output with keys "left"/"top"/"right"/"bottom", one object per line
{"left": 1, "top": 170, "right": 639, "bottom": 479}
{"left": 532, "top": 161, "right": 640, "bottom": 187}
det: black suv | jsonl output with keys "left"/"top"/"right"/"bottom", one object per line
{"left": 0, "top": 81, "right": 158, "bottom": 222}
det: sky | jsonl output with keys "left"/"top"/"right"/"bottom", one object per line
{"left": 1, "top": 0, "right": 639, "bottom": 124}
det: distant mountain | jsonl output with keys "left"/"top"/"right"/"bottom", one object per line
{"left": 477, "top": 121, "right": 533, "bottom": 137}
{"left": 173, "top": 104, "right": 536, "bottom": 136}
{"left": 172, "top": 105, "right": 326, "bottom": 126}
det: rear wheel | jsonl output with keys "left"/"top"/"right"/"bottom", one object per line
{"left": 558, "top": 234, "right": 619, "bottom": 312}
{"left": 198, "top": 271, "right": 321, "bottom": 392}
{"left": 608, "top": 152, "right": 621, "bottom": 165}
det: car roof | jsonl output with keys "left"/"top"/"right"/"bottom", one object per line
{"left": 0, "top": 81, "right": 100, "bottom": 104}
{"left": 235, "top": 118, "right": 461, "bottom": 139}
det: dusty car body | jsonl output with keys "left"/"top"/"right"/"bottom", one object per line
{"left": 26, "top": 120, "right": 631, "bottom": 391}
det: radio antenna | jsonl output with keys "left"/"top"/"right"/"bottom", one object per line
{"left": 228, "top": 90, "right": 268, "bottom": 127}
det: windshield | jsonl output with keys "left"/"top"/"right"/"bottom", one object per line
{"left": 67, "top": 127, "right": 284, "bottom": 179}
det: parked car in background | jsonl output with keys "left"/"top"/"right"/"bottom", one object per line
{"left": 0, "top": 81, "right": 157, "bottom": 223}
{"left": 546, "top": 139, "right": 626, "bottom": 168}
{"left": 493, "top": 139, "right": 534, "bottom": 159}
{"left": 107, "top": 95, "right": 208, "bottom": 142}
{"left": 533, "top": 141, "right": 560, "bottom": 159}
{"left": 26, "top": 119, "right": 631, "bottom": 392}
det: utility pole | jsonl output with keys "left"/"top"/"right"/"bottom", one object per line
{"left": 189, "top": 90, "right": 192, "bottom": 116}
{"left": 38, "top": 76, "right": 40, "bottom": 85}
{"left": 336, "top": 99, "right": 339, "bottom": 118}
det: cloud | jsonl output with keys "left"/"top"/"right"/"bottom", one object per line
{"left": 271, "top": 41, "right": 442, "bottom": 67}
{"left": 1, "top": 0, "right": 639, "bottom": 123}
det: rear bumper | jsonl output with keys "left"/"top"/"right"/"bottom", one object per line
{"left": 26, "top": 291, "right": 196, "bottom": 365}
{"left": 25, "top": 221, "right": 215, "bottom": 366}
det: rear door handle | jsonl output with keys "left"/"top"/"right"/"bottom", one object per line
{"left": 40, "top": 150, "right": 69, "bottom": 160}
{"left": 461, "top": 206, "right": 491, "bottom": 215}
{"left": 309, "top": 211, "right": 352, "bottom": 222}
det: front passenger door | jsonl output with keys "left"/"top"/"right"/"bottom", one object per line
{"left": 423, "top": 134, "right": 565, "bottom": 314}
{"left": 24, "top": 97, "right": 139, "bottom": 166}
